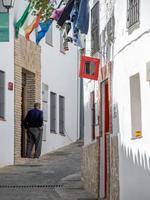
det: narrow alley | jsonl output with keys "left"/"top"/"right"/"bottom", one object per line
{"left": 0, "top": 141, "right": 97, "bottom": 200}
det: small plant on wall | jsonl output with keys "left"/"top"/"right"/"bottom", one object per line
{"left": 29, "top": 0, "right": 55, "bottom": 21}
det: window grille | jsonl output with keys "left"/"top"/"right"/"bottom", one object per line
{"left": 91, "top": 1, "right": 100, "bottom": 55}
{"left": 59, "top": 95, "right": 65, "bottom": 134}
{"left": 127, "top": 0, "right": 140, "bottom": 29}
{"left": 50, "top": 92, "right": 56, "bottom": 132}
{"left": 0, "top": 71, "right": 5, "bottom": 119}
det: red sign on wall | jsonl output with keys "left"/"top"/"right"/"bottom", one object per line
{"left": 8, "top": 82, "right": 13, "bottom": 91}
{"left": 79, "top": 55, "right": 100, "bottom": 80}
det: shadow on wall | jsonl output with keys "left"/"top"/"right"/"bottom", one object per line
{"left": 120, "top": 144, "right": 150, "bottom": 200}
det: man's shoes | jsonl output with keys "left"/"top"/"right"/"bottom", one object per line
{"left": 34, "top": 155, "right": 40, "bottom": 159}
{"left": 26, "top": 156, "right": 32, "bottom": 159}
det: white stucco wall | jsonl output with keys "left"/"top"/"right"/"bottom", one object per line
{"left": 0, "top": 0, "right": 79, "bottom": 166}
{"left": 40, "top": 22, "right": 79, "bottom": 154}
{"left": 14, "top": 0, "right": 79, "bottom": 154}
{"left": 83, "top": 0, "right": 100, "bottom": 146}
{"left": 113, "top": 0, "right": 150, "bottom": 199}
{"left": 0, "top": 9, "right": 15, "bottom": 167}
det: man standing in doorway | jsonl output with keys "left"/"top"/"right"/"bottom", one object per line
{"left": 24, "top": 103, "right": 43, "bottom": 158}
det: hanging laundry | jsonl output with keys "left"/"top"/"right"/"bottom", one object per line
{"left": 63, "top": 40, "right": 69, "bottom": 51}
{"left": 57, "top": 0, "right": 75, "bottom": 27}
{"left": 50, "top": 7, "right": 64, "bottom": 21}
{"left": 62, "top": 22, "right": 71, "bottom": 38}
{"left": 76, "top": 0, "right": 89, "bottom": 34}
{"left": 36, "top": 19, "right": 52, "bottom": 44}
{"left": 15, "top": 3, "right": 31, "bottom": 38}
{"left": 70, "top": 0, "right": 81, "bottom": 46}
{"left": 65, "top": 36, "right": 73, "bottom": 43}
{"left": 61, "top": 22, "right": 71, "bottom": 52}
{"left": 24, "top": 15, "right": 41, "bottom": 40}
{"left": 50, "top": 0, "right": 57, "bottom": 4}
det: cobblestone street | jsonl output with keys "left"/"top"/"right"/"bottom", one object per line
{"left": 0, "top": 141, "right": 97, "bottom": 200}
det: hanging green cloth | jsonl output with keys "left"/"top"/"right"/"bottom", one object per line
{"left": 15, "top": 3, "right": 31, "bottom": 38}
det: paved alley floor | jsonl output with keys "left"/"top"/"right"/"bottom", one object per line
{"left": 0, "top": 141, "right": 97, "bottom": 200}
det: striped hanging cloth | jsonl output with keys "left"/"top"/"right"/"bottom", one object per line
{"left": 15, "top": 3, "right": 31, "bottom": 38}
{"left": 24, "top": 15, "right": 41, "bottom": 40}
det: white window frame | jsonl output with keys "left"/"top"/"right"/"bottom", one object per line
{"left": 0, "top": 70, "right": 5, "bottom": 119}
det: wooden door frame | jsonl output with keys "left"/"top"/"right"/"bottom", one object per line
{"left": 21, "top": 72, "right": 27, "bottom": 157}
{"left": 99, "top": 78, "right": 110, "bottom": 199}
{"left": 90, "top": 91, "right": 95, "bottom": 140}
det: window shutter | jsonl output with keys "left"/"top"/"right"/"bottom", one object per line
{"left": 60, "top": 31, "right": 65, "bottom": 53}
{"left": 107, "top": 15, "right": 115, "bottom": 42}
{"left": 127, "top": 0, "right": 140, "bottom": 29}
{"left": 45, "top": 24, "right": 53, "bottom": 46}
{"left": 0, "top": 71, "right": 5, "bottom": 118}
{"left": 0, "top": 13, "right": 9, "bottom": 42}
{"left": 42, "top": 83, "right": 48, "bottom": 122}
{"left": 91, "top": 1, "right": 100, "bottom": 55}
{"left": 59, "top": 96, "right": 65, "bottom": 134}
{"left": 50, "top": 92, "right": 56, "bottom": 132}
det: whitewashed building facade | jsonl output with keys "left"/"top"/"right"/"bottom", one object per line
{"left": 0, "top": 0, "right": 80, "bottom": 167}
{"left": 83, "top": 0, "right": 150, "bottom": 199}
{"left": 113, "top": 0, "right": 150, "bottom": 199}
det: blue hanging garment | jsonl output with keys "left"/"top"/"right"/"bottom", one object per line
{"left": 36, "top": 19, "right": 52, "bottom": 44}
{"left": 70, "top": 0, "right": 81, "bottom": 46}
{"left": 76, "top": 0, "right": 89, "bottom": 34}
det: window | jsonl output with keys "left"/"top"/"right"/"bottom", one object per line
{"left": 91, "top": 1, "right": 99, "bottom": 55}
{"left": 60, "top": 30, "right": 65, "bottom": 54}
{"left": 130, "top": 73, "right": 142, "bottom": 138}
{"left": 85, "top": 61, "right": 95, "bottom": 75}
{"left": 42, "top": 83, "right": 48, "bottom": 141}
{"left": 0, "top": 13, "right": 9, "bottom": 42}
{"left": 127, "top": 0, "right": 140, "bottom": 30}
{"left": 50, "top": 92, "right": 56, "bottom": 132}
{"left": 42, "top": 83, "right": 48, "bottom": 122}
{"left": 45, "top": 24, "right": 53, "bottom": 46}
{"left": 59, "top": 95, "right": 65, "bottom": 134}
{"left": 0, "top": 71, "right": 5, "bottom": 119}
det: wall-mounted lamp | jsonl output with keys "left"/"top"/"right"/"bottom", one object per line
{"left": 2, "top": 0, "right": 15, "bottom": 12}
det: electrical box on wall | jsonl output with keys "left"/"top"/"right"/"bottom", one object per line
{"left": 146, "top": 61, "right": 150, "bottom": 81}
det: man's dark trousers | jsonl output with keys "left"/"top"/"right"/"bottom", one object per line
{"left": 26, "top": 127, "right": 43, "bottom": 158}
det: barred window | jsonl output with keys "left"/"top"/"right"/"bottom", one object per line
{"left": 50, "top": 92, "right": 56, "bottom": 133}
{"left": 0, "top": 71, "right": 5, "bottom": 119}
{"left": 59, "top": 95, "right": 65, "bottom": 134}
{"left": 127, "top": 0, "right": 140, "bottom": 29}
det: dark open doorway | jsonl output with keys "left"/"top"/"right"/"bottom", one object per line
{"left": 21, "top": 69, "right": 35, "bottom": 158}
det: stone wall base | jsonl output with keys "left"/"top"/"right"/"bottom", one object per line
{"left": 81, "top": 140, "right": 99, "bottom": 198}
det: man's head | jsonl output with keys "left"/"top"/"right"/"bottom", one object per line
{"left": 34, "top": 102, "right": 40, "bottom": 109}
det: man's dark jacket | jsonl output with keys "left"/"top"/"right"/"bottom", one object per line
{"left": 24, "top": 108, "right": 43, "bottom": 128}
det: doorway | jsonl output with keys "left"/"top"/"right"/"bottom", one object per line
{"left": 99, "top": 79, "right": 110, "bottom": 199}
{"left": 90, "top": 91, "right": 95, "bottom": 140}
{"left": 21, "top": 69, "right": 35, "bottom": 158}
{"left": 21, "top": 72, "right": 27, "bottom": 157}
